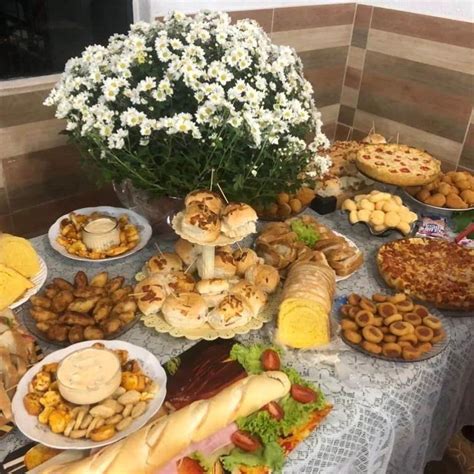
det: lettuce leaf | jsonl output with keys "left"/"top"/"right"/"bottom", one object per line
{"left": 189, "top": 451, "right": 213, "bottom": 473}
{"left": 229, "top": 343, "right": 282, "bottom": 375}
{"left": 290, "top": 219, "right": 319, "bottom": 247}
{"left": 237, "top": 410, "right": 280, "bottom": 444}
{"left": 221, "top": 442, "right": 285, "bottom": 473}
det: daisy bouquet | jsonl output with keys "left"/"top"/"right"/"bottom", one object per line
{"left": 45, "top": 11, "right": 330, "bottom": 205}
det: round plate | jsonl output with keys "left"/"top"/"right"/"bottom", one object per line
{"left": 333, "top": 296, "right": 449, "bottom": 362}
{"left": 12, "top": 340, "right": 167, "bottom": 450}
{"left": 332, "top": 231, "right": 362, "bottom": 282}
{"left": 141, "top": 290, "right": 279, "bottom": 341}
{"left": 48, "top": 207, "right": 152, "bottom": 262}
{"left": 402, "top": 190, "right": 474, "bottom": 215}
{"left": 9, "top": 257, "right": 47, "bottom": 310}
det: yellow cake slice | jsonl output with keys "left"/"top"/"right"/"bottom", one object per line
{"left": 277, "top": 298, "right": 330, "bottom": 349}
{"left": 0, "top": 233, "right": 40, "bottom": 278}
{"left": 0, "top": 264, "right": 34, "bottom": 310}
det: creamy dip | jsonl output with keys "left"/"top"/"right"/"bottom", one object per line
{"left": 57, "top": 348, "right": 121, "bottom": 405}
{"left": 82, "top": 217, "right": 120, "bottom": 251}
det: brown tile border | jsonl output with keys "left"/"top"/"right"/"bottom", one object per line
{"left": 338, "top": 105, "right": 356, "bottom": 126}
{"left": 344, "top": 66, "right": 362, "bottom": 89}
{"left": 0, "top": 215, "right": 13, "bottom": 233}
{"left": 0, "top": 90, "right": 54, "bottom": 128}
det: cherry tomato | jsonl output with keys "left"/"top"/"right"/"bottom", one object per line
{"left": 261, "top": 349, "right": 281, "bottom": 371}
{"left": 290, "top": 384, "right": 317, "bottom": 404}
{"left": 231, "top": 430, "right": 261, "bottom": 452}
{"left": 263, "top": 401, "right": 284, "bottom": 420}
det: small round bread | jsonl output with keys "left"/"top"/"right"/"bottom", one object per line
{"left": 134, "top": 276, "right": 167, "bottom": 315}
{"left": 147, "top": 252, "right": 183, "bottom": 275}
{"left": 195, "top": 278, "right": 230, "bottom": 296}
{"left": 343, "top": 329, "right": 362, "bottom": 344}
{"left": 415, "top": 325, "right": 434, "bottom": 342}
{"left": 233, "top": 248, "right": 260, "bottom": 275}
{"left": 174, "top": 238, "right": 201, "bottom": 267}
{"left": 423, "top": 315, "right": 442, "bottom": 330}
{"left": 221, "top": 203, "right": 258, "bottom": 238}
{"left": 181, "top": 203, "right": 221, "bottom": 243}
{"left": 362, "top": 325, "right": 383, "bottom": 343}
{"left": 202, "top": 292, "right": 228, "bottom": 308}
{"left": 207, "top": 294, "right": 253, "bottom": 329}
{"left": 362, "top": 133, "right": 387, "bottom": 144}
{"left": 197, "top": 252, "right": 237, "bottom": 280}
{"left": 161, "top": 292, "right": 208, "bottom": 328}
{"left": 231, "top": 280, "right": 267, "bottom": 315}
{"left": 166, "top": 271, "right": 195, "bottom": 294}
{"left": 355, "top": 310, "right": 375, "bottom": 327}
{"left": 184, "top": 189, "right": 224, "bottom": 215}
{"left": 382, "top": 342, "right": 402, "bottom": 358}
{"left": 389, "top": 321, "right": 414, "bottom": 336}
{"left": 244, "top": 264, "right": 280, "bottom": 294}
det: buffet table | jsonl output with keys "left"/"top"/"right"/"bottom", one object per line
{"left": 4, "top": 210, "right": 474, "bottom": 474}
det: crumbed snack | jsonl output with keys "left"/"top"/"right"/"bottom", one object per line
{"left": 356, "top": 144, "right": 441, "bottom": 186}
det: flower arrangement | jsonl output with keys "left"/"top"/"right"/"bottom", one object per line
{"left": 45, "top": 11, "right": 331, "bottom": 205}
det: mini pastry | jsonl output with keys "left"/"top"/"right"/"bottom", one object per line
{"left": 359, "top": 297, "right": 377, "bottom": 313}
{"left": 389, "top": 321, "right": 414, "bottom": 336}
{"left": 233, "top": 248, "right": 260, "bottom": 276}
{"left": 244, "top": 264, "right": 280, "bottom": 294}
{"left": 403, "top": 312, "right": 422, "bottom": 326}
{"left": 431, "top": 328, "right": 446, "bottom": 343}
{"left": 413, "top": 305, "right": 430, "bottom": 318}
{"left": 174, "top": 238, "right": 201, "bottom": 268}
{"left": 361, "top": 340, "right": 382, "bottom": 354}
{"left": 415, "top": 325, "right": 434, "bottom": 342}
{"left": 208, "top": 294, "right": 253, "bottom": 329}
{"left": 184, "top": 189, "right": 224, "bottom": 215}
{"left": 388, "top": 293, "right": 406, "bottom": 304}
{"left": 398, "top": 333, "right": 418, "bottom": 345}
{"left": 161, "top": 292, "right": 208, "bottom": 329}
{"left": 423, "top": 316, "right": 442, "bottom": 330}
{"left": 146, "top": 252, "right": 183, "bottom": 275}
{"left": 396, "top": 300, "right": 414, "bottom": 313}
{"left": 383, "top": 334, "right": 397, "bottom": 343}
{"left": 398, "top": 341, "right": 415, "bottom": 350}
{"left": 372, "top": 293, "right": 387, "bottom": 302}
{"left": 402, "top": 346, "right": 422, "bottom": 361}
{"left": 181, "top": 203, "right": 221, "bottom": 243}
{"left": 197, "top": 252, "right": 237, "bottom": 280}
{"left": 355, "top": 310, "right": 375, "bottom": 327}
{"left": 340, "top": 304, "right": 353, "bottom": 317}
{"left": 382, "top": 342, "right": 402, "bottom": 358}
{"left": 220, "top": 203, "right": 258, "bottom": 238}
{"left": 384, "top": 313, "right": 403, "bottom": 325}
{"left": 379, "top": 325, "right": 389, "bottom": 333}
{"left": 348, "top": 293, "right": 361, "bottom": 305}
{"left": 373, "top": 317, "right": 383, "bottom": 327}
{"left": 343, "top": 329, "right": 362, "bottom": 344}
{"left": 377, "top": 302, "right": 398, "bottom": 318}
{"left": 341, "top": 319, "right": 359, "bottom": 331}
{"left": 231, "top": 281, "right": 267, "bottom": 316}
{"left": 362, "top": 325, "right": 384, "bottom": 343}
{"left": 348, "top": 306, "right": 360, "bottom": 319}
{"left": 134, "top": 276, "right": 167, "bottom": 316}
{"left": 417, "top": 342, "right": 432, "bottom": 353}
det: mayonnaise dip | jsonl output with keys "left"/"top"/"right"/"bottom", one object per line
{"left": 82, "top": 217, "right": 120, "bottom": 251}
{"left": 57, "top": 348, "right": 121, "bottom": 405}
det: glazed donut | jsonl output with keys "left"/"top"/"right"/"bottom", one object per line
{"left": 360, "top": 297, "right": 377, "bottom": 313}
{"left": 362, "top": 325, "right": 384, "bottom": 343}
{"left": 413, "top": 305, "right": 430, "bottom": 318}
{"left": 384, "top": 313, "right": 403, "bottom": 325}
{"left": 383, "top": 334, "right": 397, "bottom": 343}
{"left": 403, "top": 312, "right": 422, "bottom": 326}
{"left": 417, "top": 342, "right": 432, "bottom": 353}
{"left": 415, "top": 325, "right": 434, "bottom": 342}
{"left": 343, "top": 329, "right": 362, "bottom": 344}
{"left": 382, "top": 342, "right": 402, "bottom": 358}
{"left": 373, "top": 317, "right": 384, "bottom": 327}
{"left": 361, "top": 340, "right": 382, "bottom": 354}
{"left": 431, "top": 328, "right": 446, "bottom": 343}
{"left": 355, "top": 310, "right": 375, "bottom": 327}
{"left": 340, "top": 304, "right": 352, "bottom": 317}
{"left": 402, "top": 346, "right": 422, "bottom": 361}
{"left": 398, "top": 333, "right": 418, "bottom": 345}
{"left": 423, "top": 316, "right": 442, "bottom": 330}
{"left": 389, "top": 321, "right": 414, "bottom": 336}
{"left": 348, "top": 306, "right": 360, "bottom": 319}
{"left": 341, "top": 319, "right": 359, "bottom": 331}
{"left": 372, "top": 293, "right": 387, "bottom": 302}
{"left": 377, "top": 302, "right": 398, "bottom": 318}
{"left": 388, "top": 293, "right": 406, "bottom": 304}
{"left": 396, "top": 300, "right": 414, "bottom": 313}
{"left": 348, "top": 293, "right": 361, "bottom": 305}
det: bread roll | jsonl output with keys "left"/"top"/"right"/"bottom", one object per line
{"left": 161, "top": 292, "right": 207, "bottom": 328}
{"left": 174, "top": 238, "right": 201, "bottom": 268}
{"left": 197, "top": 253, "right": 236, "bottom": 280}
{"left": 220, "top": 203, "right": 257, "bottom": 238}
{"left": 134, "top": 276, "right": 167, "bottom": 315}
{"left": 41, "top": 372, "right": 291, "bottom": 474}
{"left": 233, "top": 248, "right": 260, "bottom": 276}
{"left": 195, "top": 278, "right": 230, "bottom": 295}
{"left": 244, "top": 264, "right": 280, "bottom": 294}
{"left": 146, "top": 252, "right": 183, "bottom": 275}
{"left": 208, "top": 294, "right": 253, "bottom": 329}
{"left": 181, "top": 204, "right": 221, "bottom": 243}
{"left": 231, "top": 280, "right": 267, "bottom": 316}
{"left": 184, "top": 189, "right": 224, "bottom": 215}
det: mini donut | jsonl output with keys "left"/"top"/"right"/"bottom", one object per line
{"left": 417, "top": 342, "right": 432, "bottom": 353}
{"left": 398, "top": 333, "right": 418, "bottom": 345}
{"left": 383, "top": 334, "right": 397, "bottom": 343}
{"left": 431, "top": 328, "right": 446, "bottom": 343}
{"left": 388, "top": 293, "right": 406, "bottom": 304}
{"left": 402, "top": 346, "right": 422, "bottom": 361}
{"left": 403, "top": 312, "right": 422, "bottom": 326}
{"left": 389, "top": 321, "right": 414, "bottom": 336}
{"left": 361, "top": 340, "right": 382, "bottom": 354}
{"left": 362, "top": 325, "right": 384, "bottom": 343}
{"left": 415, "top": 325, "right": 434, "bottom": 342}
{"left": 423, "top": 316, "right": 442, "bottom": 330}
{"left": 348, "top": 293, "right": 362, "bottom": 305}
{"left": 341, "top": 319, "right": 359, "bottom": 331}
{"left": 373, "top": 317, "right": 384, "bottom": 327}
{"left": 384, "top": 313, "right": 403, "bottom": 325}
{"left": 359, "top": 297, "right": 377, "bottom": 313}
{"left": 343, "top": 329, "right": 362, "bottom": 344}
{"left": 340, "top": 304, "right": 353, "bottom": 317}
{"left": 372, "top": 293, "right": 387, "bottom": 302}
{"left": 396, "top": 300, "right": 414, "bottom": 313}
{"left": 413, "top": 305, "right": 430, "bottom": 318}
{"left": 382, "top": 342, "right": 402, "bottom": 358}
{"left": 377, "top": 302, "right": 398, "bottom": 318}
{"left": 348, "top": 306, "right": 360, "bottom": 319}
{"left": 380, "top": 326, "right": 389, "bottom": 334}
{"left": 355, "top": 310, "right": 375, "bottom": 327}
{"left": 398, "top": 341, "right": 415, "bottom": 350}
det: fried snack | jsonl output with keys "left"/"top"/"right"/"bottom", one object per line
{"left": 382, "top": 342, "right": 402, "bottom": 358}
{"left": 361, "top": 340, "right": 382, "bottom": 354}
{"left": 24, "top": 445, "right": 61, "bottom": 470}
{"left": 362, "top": 325, "right": 383, "bottom": 343}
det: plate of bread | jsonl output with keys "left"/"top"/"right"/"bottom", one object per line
{"left": 0, "top": 233, "right": 47, "bottom": 310}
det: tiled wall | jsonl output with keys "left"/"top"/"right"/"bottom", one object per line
{"left": 336, "top": 5, "right": 474, "bottom": 171}
{"left": 0, "top": 3, "right": 472, "bottom": 237}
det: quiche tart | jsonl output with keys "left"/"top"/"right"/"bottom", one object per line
{"left": 377, "top": 237, "right": 474, "bottom": 311}
{"left": 356, "top": 144, "right": 441, "bottom": 186}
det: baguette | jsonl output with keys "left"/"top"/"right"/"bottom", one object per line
{"left": 41, "top": 371, "right": 291, "bottom": 474}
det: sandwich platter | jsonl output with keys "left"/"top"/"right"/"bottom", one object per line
{"left": 10, "top": 257, "right": 47, "bottom": 310}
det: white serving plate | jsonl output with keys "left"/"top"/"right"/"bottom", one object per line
{"left": 9, "top": 257, "right": 47, "bottom": 310}
{"left": 12, "top": 340, "right": 167, "bottom": 450}
{"left": 48, "top": 207, "right": 152, "bottom": 262}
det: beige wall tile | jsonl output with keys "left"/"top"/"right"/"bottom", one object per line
{"left": 353, "top": 110, "right": 462, "bottom": 166}
{"left": 347, "top": 46, "right": 366, "bottom": 70}
{"left": 340, "top": 85, "right": 359, "bottom": 107}
{"left": 320, "top": 104, "right": 340, "bottom": 124}
{"left": 367, "top": 29, "right": 474, "bottom": 75}
{"left": 0, "top": 119, "right": 68, "bottom": 160}
{"left": 271, "top": 25, "right": 353, "bottom": 52}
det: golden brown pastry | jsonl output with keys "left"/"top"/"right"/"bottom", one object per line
{"left": 382, "top": 342, "right": 402, "bottom": 358}
{"left": 343, "top": 329, "right": 362, "bottom": 344}
{"left": 362, "top": 325, "right": 383, "bottom": 343}
{"left": 361, "top": 340, "right": 382, "bottom": 354}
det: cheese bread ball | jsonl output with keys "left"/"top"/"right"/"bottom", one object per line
{"left": 369, "top": 210, "right": 385, "bottom": 226}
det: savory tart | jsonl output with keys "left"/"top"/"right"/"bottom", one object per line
{"left": 356, "top": 144, "right": 441, "bottom": 186}
{"left": 377, "top": 237, "right": 474, "bottom": 311}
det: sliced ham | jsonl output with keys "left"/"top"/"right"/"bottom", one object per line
{"left": 156, "top": 422, "right": 238, "bottom": 474}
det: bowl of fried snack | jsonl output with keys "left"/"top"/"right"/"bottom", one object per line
{"left": 337, "top": 292, "right": 448, "bottom": 362}
{"left": 13, "top": 341, "right": 167, "bottom": 449}
{"left": 24, "top": 271, "right": 139, "bottom": 345}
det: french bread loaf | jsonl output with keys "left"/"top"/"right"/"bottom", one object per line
{"left": 41, "top": 371, "right": 291, "bottom": 474}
